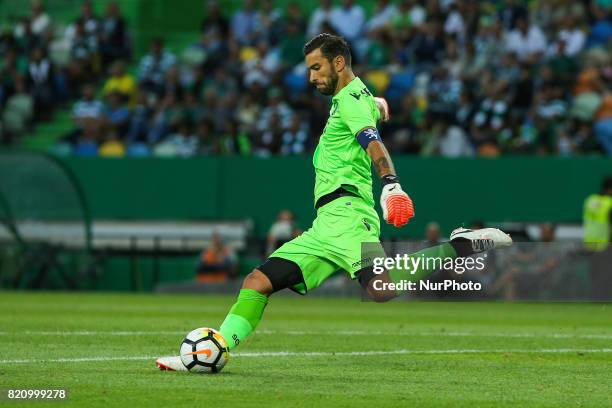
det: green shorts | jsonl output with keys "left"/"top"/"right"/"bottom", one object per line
{"left": 269, "top": 195, "right": 385, "bottom": 294}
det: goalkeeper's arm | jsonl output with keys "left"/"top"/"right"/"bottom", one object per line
{"left": 366, "top": 140, "right": 415, "bottom": 227}
{"left": 352, "top": 97, "right": 414, "bottom": 227}
{"left": 363, "top": 98, "right": 415, "bottom": 227}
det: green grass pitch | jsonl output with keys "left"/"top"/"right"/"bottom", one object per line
{"left": 0, "top": 292, "right": 610, "bottom": 407}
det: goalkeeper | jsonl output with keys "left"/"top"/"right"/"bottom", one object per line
{"left": 157, "top": 34, "right": 511, "bottom": 370}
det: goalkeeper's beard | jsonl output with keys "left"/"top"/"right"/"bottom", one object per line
{"left": 317, "top": 71, "right": 339, "bottom": 96}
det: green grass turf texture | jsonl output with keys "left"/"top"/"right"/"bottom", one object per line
{"left": 0, "top": 292, "right": 610, "bottom": 407}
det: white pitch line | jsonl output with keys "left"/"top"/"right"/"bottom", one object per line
{"left": 0, "top": 331, "right": 187, "bottom": 336}
{"left": 235, "top": 348, "right": 612, "bottom": 357}
{"left": 1, "top": 349, "right": 612, "bottom": 365}
{"left": 0, "top": 356, "right": 158, "bottom": 364}
{"left": 2, "top": 330, "right": 611, "bottom": 340}
{"left": 266, "top": 330, "right": 612, "bottom": 339}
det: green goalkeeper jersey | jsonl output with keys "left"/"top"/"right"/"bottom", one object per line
{"left": 313, "top": 77, "right": 380, "bottom": 208}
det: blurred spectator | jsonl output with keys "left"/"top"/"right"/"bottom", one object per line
{"left": 102, "top": 60, "right": 136, "bottom": 104}
{"left": 28, "top": 1, "right": 51, "bottom": 37}
{"left": 504, "top": 16, "right": 547, "bottom": 63}
{"left": 0, "top": 49, "right": 27, "bottom": 105}
{"left": 219, "top": 119, "right": 251, "bottom": 155}
{"left": 196, "top": 233, "right": 238, "bottom": 282}
{"left": 236, "top": 92, "right": 261, "bottom": 130}
{"left": 2, "top": 79, "right": 33, "bottom": 143}
{"left": 67, "top": 20, "right": 99, "bottom": 88}
{"left": 195, "top": 118, "right": 218, "bottom": 155}
{"left": 411, "top": 19, "right": 445, "bottom": 64}
{"left": 366, "top": 0, "right": 397, "bottom": 34}
{"left": 267, "top": 210, "right": 301, "bottom": 254}
{"left": 443, "top": 2, "right": 466, "bottom": 42}
{"left": 280, "top": 20, "right": 306, "bottom": 67}
{"left": 201, "top": 0, "right": 229, "bottom": 37}
{"left": 99, "top": 1, "right": 130, "bottom": 66}
{"left": 593, "top": 93, "right": 612, "bottom": 154}
{"left": 148, "top": 92, "right": 181, "bottom": 144}
{"left": 257, "top": 87, "right": 294, "bottom": 132}
{"left": 65, "top": 0, "right": 99, "bottom": 68}
{"left": 68, "top": 83, "right": 104, "bottom": 142}
{"left": 308, "top": 0, "right": 334, "bottom": 38}
{"left": 231, "top": 0, "right": 260, "bottom": 45}
{"left": 104, "top": 91, "right": 130, "bottom": 137}
{"left": 257, "top": 0, "right": 283, "bottom": 45}
{"left": 552, "top": 15, "right": 586, "bottom": 57}
{"left": 26, "top": 47, "right": 54, "bottom": 120}
{"left": 588, "top": 5, "right": 612, "bottom": 47}
{"left": 439, "top": 120, "right": 474, "bottom": 157}
{"left": 77, "top": 0, "right": 99, "bottom": 37}
{"left": 14, "top": 17, "right": 42, "bottom": 56}
{"left": 242, "top": 41, "right": 280, "bottom": 87}
{"left": 424, "top": 222, "right": 441, "bottom": 246}
{"left": 497, "top": 0, "right": 527, "bottom": 30}
{"left": 126, "top": 88, "right": 151, "bottom": 143}
{"left": 138, "top": 38, "right": 176, "bottom": 95}
{"left": 161, "top": 121, "right": 199, "bottom": 157}
{"left": 281, "top": 115, "right": 309, "bottom": 155}
{"left": 392, "top": 0, "right": 427, "bottom": 38}
{"left": 330, "top": 0, "right": 365, "bottom": 43}
{"left": 285, "top": 2, "right": 307, "bottom": 33}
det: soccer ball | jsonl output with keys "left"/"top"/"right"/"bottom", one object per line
{"left": 179, "top": 327, "right": 229, "bottom": 373}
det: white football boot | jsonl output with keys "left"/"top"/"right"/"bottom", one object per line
{"left": 156, "top": 356, "right": 187, "bottom": 371}
{"left": 450, "top": 227, "right": 512, "bottom": 253}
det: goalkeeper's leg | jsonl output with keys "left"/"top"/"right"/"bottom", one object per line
{"left": 219, "top": 257, "right": 305, "bottom": 349}
{"left": 217, "top": 269, "right": 272, "bottom": 350}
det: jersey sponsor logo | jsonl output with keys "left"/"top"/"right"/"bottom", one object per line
{"left": 350, "top": 87, "right": 373, "bottom": 100}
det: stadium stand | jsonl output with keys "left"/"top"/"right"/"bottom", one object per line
{"left": 1, "top": 0, "right": 612, "bottom": 156}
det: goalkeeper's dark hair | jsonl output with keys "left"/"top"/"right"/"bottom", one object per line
{"left": 303, "top": 33, "right": 352, "bottom": 67}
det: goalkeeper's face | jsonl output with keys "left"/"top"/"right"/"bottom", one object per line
{"left": 306, "top": 49, "right": 339, "bottom": 96}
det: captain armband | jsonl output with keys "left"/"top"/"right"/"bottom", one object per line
{"left": 356, "top": 127, "right": 382, "bottom": 150}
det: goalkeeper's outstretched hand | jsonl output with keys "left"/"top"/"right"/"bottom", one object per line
{"left": 380, "top": 183, "right": 414, "bottom": 228}
{"left": 374, "top": 97, "right": 390, "bottom": 122}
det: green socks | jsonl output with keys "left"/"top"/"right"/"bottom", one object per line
{"left": 219, "top": 289, "right": 268, "bottom": 349}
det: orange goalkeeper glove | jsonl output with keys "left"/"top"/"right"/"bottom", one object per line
{"left": 380, "top": 176, "right": 414, "bottom": 228}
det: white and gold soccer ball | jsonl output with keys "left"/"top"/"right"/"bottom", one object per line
{"left": 179, "top": 327, "right": 229, "bottom": 373}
